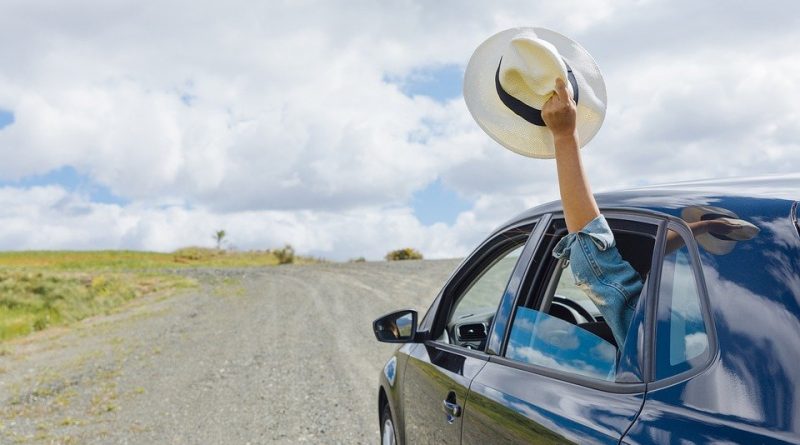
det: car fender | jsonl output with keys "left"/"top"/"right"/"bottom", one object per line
{"left": 379, "top": 344, "right": 415, "bottom": 445}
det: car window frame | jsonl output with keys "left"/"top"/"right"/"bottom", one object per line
{"left": 645, "top": 219, "right": 719, "bottom": 389}
{"left": 792, "top": 200, "right": 799, "bottom": 239}
{"left": 424, "top": 216, "right": 543, "bottom": 357}
{"left": 490, "top": 209, "right": 670, "bottom": 394}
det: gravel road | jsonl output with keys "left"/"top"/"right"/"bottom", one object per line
{"left": 0, "top": 259, "right": 461, "bottom": 444}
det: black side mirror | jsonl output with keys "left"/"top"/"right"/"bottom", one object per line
{"left": 373, "top": 310, "right": 418, "bottom": 343}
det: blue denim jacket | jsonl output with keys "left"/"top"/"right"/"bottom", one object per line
{"left": 552, "top": 215, "right": 644, "bottom": 348}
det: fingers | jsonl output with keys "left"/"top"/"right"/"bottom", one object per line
{"left": 555, "top": 77, "right": 569, "bottom": 101}
{"left": 545, "top": 77, "right": 571, "bottom": 110}
{"left": 542, "top": 76, "right": 577, "bottom": 134}
{"left": 544, "top": 91, "right": 559, "bottom": 108}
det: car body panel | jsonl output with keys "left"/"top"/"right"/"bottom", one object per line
{"left": 462, "top": 359, "right": 645, "bottom": 445}
{"left": 401, "top": 342, "right": 488, "bottom": 444}
{"left": 624, "top": 194, "right": 800, "bottom": 443}
{"left": 506, "top": 174, "right": 800, "bottom": 227}
{"left": 397, "top": 218, "right": 541, "bottom": 444}
{"left": 376, "top": 174, "right": 800, "bottom": 444}
{"left": 378, "top": 343, "right": 414, "bottom": 445}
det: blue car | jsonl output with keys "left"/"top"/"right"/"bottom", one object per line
{"left": 373, "top": 174, "right": 800, "bottom": 444}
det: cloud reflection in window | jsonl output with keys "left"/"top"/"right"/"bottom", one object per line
{"left": 506, "top": 307, "right": 617, "bottom": 381}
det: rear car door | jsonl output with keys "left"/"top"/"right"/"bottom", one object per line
{"left": 402, "top": 218, "right": 542, "bottom": 444}
{"left": 461, "top": 213, "right": 663, "bottom": 444}
{"left": 622, "top": 215, "right": 800, "bottom": 444}
{"left": 621, "top": 220, "right": 719, "bottom": 444}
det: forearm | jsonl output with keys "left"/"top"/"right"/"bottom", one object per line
{"left": 664, "top": 221, "right": 710, "bottom": 255}
{"left": 554, "top": 132, "right": 600, "bottom": 233}
{"left": 664, "top": 230, "right": 685, "bottom": 255}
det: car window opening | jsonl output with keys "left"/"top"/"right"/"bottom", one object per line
{"left": 505, "top": 219, "right": 656, "bottom": 383}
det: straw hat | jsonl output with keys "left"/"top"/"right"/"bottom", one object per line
{"left": 464, "top": 27, "right": 607, "bottom": 158}
{"left": 681, "top": 205, "right": 760, "bottom": 255}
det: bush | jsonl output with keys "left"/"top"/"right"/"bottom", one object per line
{"left": 273, "top": 244, "right": 295, "bottom": 265}
{"left": 349, "top": 257, "right": 366, "bottom": 263}
{"left": 385, "top": 248, "right": 423, "bottom": 261}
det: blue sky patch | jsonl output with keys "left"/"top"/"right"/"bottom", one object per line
{"left": 411, "top": 178, "right": 472, "bottom": 226}
{"left": 0, "top": 165, "right": 129, "bottom": 205}
{"left": 0, "top": 109, "right": 14, "bottom": 130}
{"left": 386, "top": 64, "right": 463, "bottom": 102}
{"left": 180, "top": 93, "right": 197, "bottom": 106}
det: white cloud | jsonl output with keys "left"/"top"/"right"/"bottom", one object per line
{"left": 0, "top": 185, "right": 494, "bottom": 260}
{"left": 0, "top": 0, "right": 798, "bottom": 258}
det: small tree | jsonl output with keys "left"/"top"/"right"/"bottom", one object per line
{"left": 213, "top": 230, "right": 227, "bottom": 250}
{"left": 385, "top": 248, "right": 423, "bottom": 261}
{"left": 274, "top": 244, "right": 296, "bottom": 265}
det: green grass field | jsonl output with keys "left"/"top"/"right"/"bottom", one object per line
{"left": 0, "top": 248, "right": 318, "bottom": 341}
{"left": 0, "top": 247, "right": 321, "bottom": 271}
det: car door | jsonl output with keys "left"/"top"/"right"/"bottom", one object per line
{"left": 620, "top": 217, "right": 800, "bottom": 444}
{"left": 620, "top": 220, "right": 721, "bottom": 444}
{"left": 401, "top": 218, "right": 543, "bottom": 444}
{"left": 460, "top": 213, "right": 663, "bottom": 444}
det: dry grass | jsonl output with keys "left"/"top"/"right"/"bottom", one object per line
{"left": 0, "top": 248, "right": 321, "bottom": 342}
{"left": 0, "top": 270, "right": 193, "bottom": 341}
{"left": 0, "top": 247, "right": 320, "bottom": 271}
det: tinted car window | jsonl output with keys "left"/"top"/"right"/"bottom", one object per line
{"left": 655, "top": 243, "right": 710, "bottom": 380}
{"left": 452, "top": 244, "right": 524, "bottom": 320}
{"left": 445, "top": 242, "right": 526, "bottom": 348}
{"left": 507, "top": 307, "right": 617, "bottom": 381}
{"left": 505, "top": 259, "right": 618, "bottom": 381}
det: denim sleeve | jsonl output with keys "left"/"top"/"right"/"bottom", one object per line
{"left": 552, "top": 215, "right": 644, "bottom": 348}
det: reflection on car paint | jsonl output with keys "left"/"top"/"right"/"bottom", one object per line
{"left": 625, "top": 194, "right": 800, "bottom": 443}
{"left": 461, "top": 381, "right": 577, "bottom": 445}
{"left": 463, "top": 359, "right": 645, "bottom": 445}
{"left": 680, "top": 205, "right": 760, "bottom": 256}
{"left": 402, "top": 343, "right": 486, "bottom": 444}
{"left": 384, "top": 356, "right": 397, "bottom": 387}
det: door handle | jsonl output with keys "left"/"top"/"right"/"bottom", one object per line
{"left": 442, "top": 391, "right": 462, "bottom": 424}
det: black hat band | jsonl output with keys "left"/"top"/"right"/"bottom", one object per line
{"left": 495, "top": 57, "right": 579, "bottom": 127}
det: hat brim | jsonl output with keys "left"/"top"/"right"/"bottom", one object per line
{"left": 681, "top": 206, "right": 759, "bottom": 255}
{"left": 464, "top": 27, "right": 607, "bottom": 158}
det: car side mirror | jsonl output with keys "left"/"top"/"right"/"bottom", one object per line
{"left": 373, "top": 310, "right": 418, "bottom": 343}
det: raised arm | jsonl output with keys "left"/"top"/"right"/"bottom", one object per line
{"left": 542, "top": 78, "right": 600, "bottom": 233}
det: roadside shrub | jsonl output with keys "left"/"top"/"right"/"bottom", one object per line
{"left": 349, "top": 257, "right": 366, "bottom": 263}
{"left": 273, "top": 244, "right": 295, "bottom": 265}
{"left": 385, "top": 248, "right": 423, "bottom": 261}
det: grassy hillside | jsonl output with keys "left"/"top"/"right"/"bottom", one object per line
{"left": 0, "top": 247, "right": 318, "bottom": 271}
{"left": 0, "top": 248, "right": 319, "bottom": 341}
{"left": 0, "top": 271, "right": 192, "bottom": 341}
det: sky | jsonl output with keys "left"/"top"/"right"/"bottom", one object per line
{"left": 1, "top": 0, "right": 799, "bottom": 260}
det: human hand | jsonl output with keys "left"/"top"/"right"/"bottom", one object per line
{"left": 542, "top": 77, "right": 577, "bottom": 140}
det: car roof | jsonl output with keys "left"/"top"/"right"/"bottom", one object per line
{"left": 506, "top": 173, "right": 800, "bottom": 226}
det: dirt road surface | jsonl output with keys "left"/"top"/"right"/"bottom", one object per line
{"left": 0, "top": 259, "right": 461, "bottom": 444}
